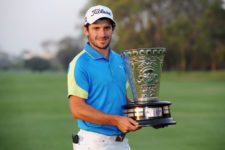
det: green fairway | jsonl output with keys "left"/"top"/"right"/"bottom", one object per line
{"left": 0, "top": 71, "right": 225, "bottom": 150}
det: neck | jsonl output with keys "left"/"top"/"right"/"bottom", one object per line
{"left": 98, "top": 49, "right": 109, "bottom": 59}
{"left": 89, "top": 42, "right": 110, "bottom": 59}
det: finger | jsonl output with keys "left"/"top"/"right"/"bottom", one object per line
{"left": 137, "top": 126, "right": 142, "bottom": 130}
{"left": 123, "top": 131, "right": 129, "bottom": 134}
{"left": 128, "top": 118, "right": 139, "bottom": 127}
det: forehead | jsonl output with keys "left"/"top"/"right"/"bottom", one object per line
{"left": 91, "top": 18, "right": 112, "bottom": 26}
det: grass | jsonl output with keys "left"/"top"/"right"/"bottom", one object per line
{"left": 128, "top": 71, "right": 225, "bottom": 150}
{"left": 0, "top": 71, "right": 73, "bottom": 150}
{"left": 0, "top": 71, "right": 225, "bottom": 150}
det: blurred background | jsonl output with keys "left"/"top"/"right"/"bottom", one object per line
{"left": 0, "top": 0, "right": 225, "bottom": 150}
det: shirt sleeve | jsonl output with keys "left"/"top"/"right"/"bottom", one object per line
{"left": 67, "top": 57, "right": 89, "bottom": 99}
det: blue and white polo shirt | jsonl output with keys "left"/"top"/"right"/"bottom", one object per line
{"left": 67, "top": 42, "right": 127, "bottom": 136}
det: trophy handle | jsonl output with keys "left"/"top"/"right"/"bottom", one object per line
{"left": 121, "top": 51, "right": 138, "bottom": 102}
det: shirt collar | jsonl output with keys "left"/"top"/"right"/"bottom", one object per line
{"left": 84, "top": 42, "right": 114, "bottom": 60}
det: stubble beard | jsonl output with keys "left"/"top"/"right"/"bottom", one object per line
{"left": 89, "top": 36, "right": 111, "bottom": 50}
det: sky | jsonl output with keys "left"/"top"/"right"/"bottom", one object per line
{"left": 0, "top": 0, "right": 89, "bottom": 55}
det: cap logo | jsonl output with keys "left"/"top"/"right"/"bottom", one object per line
{"left": 91, "top": 8, "right": 111, "bottom": 17}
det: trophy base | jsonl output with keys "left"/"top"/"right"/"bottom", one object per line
{"left": 123, "top": 100, "right": 176, "bottom": 127}
{"left": 137, "top": 117, "right": 176, "bottom": 127}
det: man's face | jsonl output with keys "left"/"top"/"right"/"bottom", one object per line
{"left": 83, "top": 19, "right": 114, "bottom": 51}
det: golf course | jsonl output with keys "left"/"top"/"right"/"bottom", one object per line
{"left": 0, "top": 71, "right": 224, "bottom": 150}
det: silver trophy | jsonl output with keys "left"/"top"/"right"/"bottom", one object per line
{"left": 121, "top": 48, "right": 176, "bottom": 127}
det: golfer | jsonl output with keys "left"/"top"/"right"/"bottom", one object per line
{"left": 67, "top": 5, "right": 139, "bottom": 150}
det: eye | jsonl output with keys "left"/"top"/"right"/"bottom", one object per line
{"left": 104, "top": 26, "right": 112, "bottom": 31}
{"left": 93, "top": 27, "right": 100, "bottom": 31}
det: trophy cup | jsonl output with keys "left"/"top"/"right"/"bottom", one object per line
{"left": 121, "top": 48, "right": 176, "bottom": 127}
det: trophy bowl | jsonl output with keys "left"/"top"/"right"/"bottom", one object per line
{"left": 121, "top": 48, "right": 176, "bottom": 127}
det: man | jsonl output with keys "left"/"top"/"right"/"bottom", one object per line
{"left": 67, "top": 5, "right": 139, "bottom": 150}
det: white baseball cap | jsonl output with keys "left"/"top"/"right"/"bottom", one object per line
{"left": 84, "top": 5, "right": 116, "bottom": 26}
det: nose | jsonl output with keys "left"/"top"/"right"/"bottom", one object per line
{"left": 99, "top": 28, "right": 106, "bottom": 37}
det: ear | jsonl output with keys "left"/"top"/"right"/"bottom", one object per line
{"left": 112, "top": 27, "right": 115, "bottom": 33}
{"left": 83, "top": 26, "right": 89, "bottom": 36}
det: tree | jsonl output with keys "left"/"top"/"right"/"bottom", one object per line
{"left": 24, "top": 57, "right": 51, "bottom": 72}
{"left": 56, "top": 36, "right": 84, "bottom": 70}
{"left": 0, "top": 51, "right": 12, "bottom": 70}
{"left": 196, "top": 1, "right": 225, "bottom": 70}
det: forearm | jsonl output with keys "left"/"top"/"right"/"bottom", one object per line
{"left": 69, "top": 95, "right": 139, "bottom": 133}
{"left": 70, "top": 96, "right": 119, "bottom": 126}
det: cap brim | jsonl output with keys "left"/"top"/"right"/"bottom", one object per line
{"left": 86, "top": 15, "right": 116, "bottom": 25}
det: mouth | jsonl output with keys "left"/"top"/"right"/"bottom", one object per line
{"left": 99, "top": 39, "right": 107, "bottom": 42}
{"left": 99, "top": 38, "right": 108, "bottom": 41}
{"left": 99, "top": 39, "right": 109, "bottom": 44}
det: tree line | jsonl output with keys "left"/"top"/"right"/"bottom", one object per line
{"left": 0, "top": 0, "right": 224, "bottom": 72}
{"left": 84, "top": 0, "right": 225, "bottom": 71}
{"left": 0, "top": 36, "right": 83, "bottom": 72}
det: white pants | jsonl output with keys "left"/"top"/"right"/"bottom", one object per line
{"left": 72, "top": 130, "right": 131, "bottom": 150}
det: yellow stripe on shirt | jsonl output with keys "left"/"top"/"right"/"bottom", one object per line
{"left": 67, "top": 50, "right": 88, "bottom": 99}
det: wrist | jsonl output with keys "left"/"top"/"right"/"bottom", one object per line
{"left": 109, "top": 115, "right": 120, "bottom": 126}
